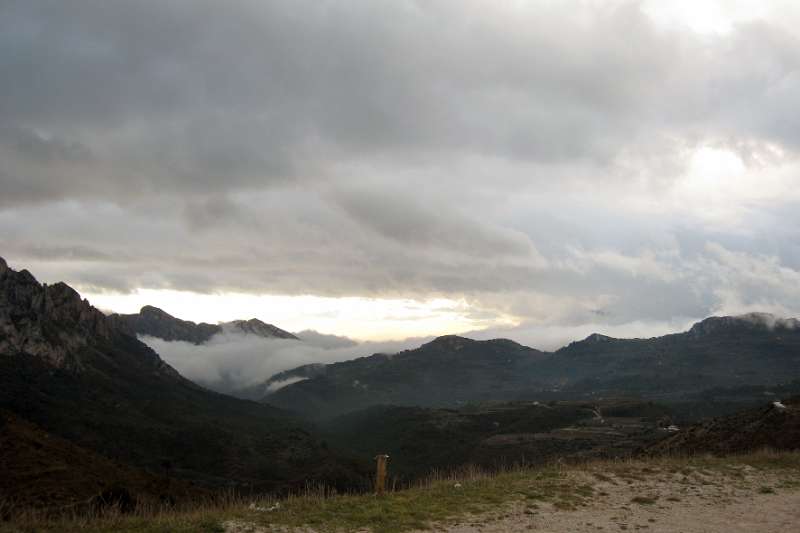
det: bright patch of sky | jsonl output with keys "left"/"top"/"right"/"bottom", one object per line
{"left": 84, "top": 289, "right": 518, "bottom": 341}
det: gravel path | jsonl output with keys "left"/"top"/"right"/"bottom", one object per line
{"left": 425, "top": 465, "right": 800, "bottom": 533}
{"left": 430, "top": 486, "right": 800, "bottom": 532}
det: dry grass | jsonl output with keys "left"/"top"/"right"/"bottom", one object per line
{"left": 0, "top": 491, "right": 243, "bottom": 533}
{"left": 3, "top": 450, "right": 800, "bottom": 533}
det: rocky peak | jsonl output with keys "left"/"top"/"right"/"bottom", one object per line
{"left": 110, "top": 306, "right": 221, "bottom": 344}
{"left": 139, "top": 305, "right": 174, "bottom": 319}
{"left": 584, "top": 333, "right": 614, "bottom": 343}
{"left": 423, "top": 335, "right": 475, "bottom": 351}
{"left": 557, "top": 332, "right": 616, "bottom": 354}
{"left": 0, "top": 257, "right": 8, "bottom": 276}
{"left": 44, "top": 282, "right": 84, "bottom": 313}
{"left": 0, "top": 261, "right": 115, "bottom": 367}
{"left": 687, "top": 313, "right": 799, "bottom": 338}
{"left": 689, "top": 316, "right": 750, "bottom": 337}
{"left": 224, "top": 318, "right": 299, "bottom": 340}
{"left": 111, "top": 306, "right": 299, "bottom": 344}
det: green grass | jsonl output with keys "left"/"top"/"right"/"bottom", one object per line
{"left": 4, "top": 450, "right": 800, "bottom": 533}
{"left": 242, "top": 467, "right": 570, "bottom": 532}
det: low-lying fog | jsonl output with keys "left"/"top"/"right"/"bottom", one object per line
{"left": 140, "top": 330, "right": 429, "bottom": 395}
{"left": 140, "top": 317, "right": 704, "bottom": 396}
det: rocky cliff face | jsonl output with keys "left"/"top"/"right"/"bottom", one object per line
{"left": 0, "top": 257, "right": 114, "bottom": 367}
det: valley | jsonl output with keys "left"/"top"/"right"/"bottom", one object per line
{"left": 1, "top": 257, "right": 799, "bottom": 531}
{"left": 5, "top": 3, "right": 800, "bottom": 530}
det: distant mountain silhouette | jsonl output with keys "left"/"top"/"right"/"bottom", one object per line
{"left": 548, "top": 314, "right": 800, "bottom": 395}
{"left": 266, "top": 315, "right": 800, "bottom": 418}
{"left": 110, "top": 305, "right": 298, "bottom": 344}
{"left": 266, "top": 335, "right": 547, "bottom": 418}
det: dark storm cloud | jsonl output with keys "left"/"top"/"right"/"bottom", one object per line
{"left": 0, "top": 126, "right": 93, "bottom": 163}
{"left": 4, "top": 0, "right": 797, "bottom": 205}
{"left": 333, "top": 186, "right": 542, "bottom": 259}
{"left": 2, "top": 0, "right": 800, "bottom": 338}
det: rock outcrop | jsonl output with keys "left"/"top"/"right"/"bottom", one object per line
{"left": 1, "top": 257, "right": 114, "bottom": 367}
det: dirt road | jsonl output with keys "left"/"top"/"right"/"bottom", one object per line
{"left": 425, "top": 463, "right": 800, "bottom": 533}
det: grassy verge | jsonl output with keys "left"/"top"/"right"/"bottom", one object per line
{"left": 4, "top": 450, "right": 800, "bottom": 533}
{"left": 239, "top": 466, "right": 586, "bottom": 532}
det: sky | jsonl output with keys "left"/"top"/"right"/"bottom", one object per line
{"left": 3, "top": 0, "right": 800, "bottom": 349}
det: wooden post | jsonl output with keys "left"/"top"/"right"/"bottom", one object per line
{"left": 374, "top": 454, "right": 389, "bottom": 496}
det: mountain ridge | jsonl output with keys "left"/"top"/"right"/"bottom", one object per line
{"left": 110, "top": 305, "right": 298, "bottom": 344}
{"left": 265, "top": 313, "right": 800, "bottom": 418}
{"left": 266, "top": 335, "right": 548, "bottom": 418}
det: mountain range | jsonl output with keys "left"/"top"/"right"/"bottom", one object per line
{"left": 110, "top": 305, "right": 298, "bottom": 344}
{"left": 262, "top": 315, "right": 800, "bottom": 418}
{"left": 113, "top": 282, "right": 800, "bottom": 420}
{"left": 3, "top": 255, "right": 800, "bottom": 511}
{"left": 0, "top": 257, "right": 364, "bottom": 508}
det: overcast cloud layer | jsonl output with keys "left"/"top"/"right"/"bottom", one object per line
{"left": 3, "top": 0, "right": 800, "bottom": 343}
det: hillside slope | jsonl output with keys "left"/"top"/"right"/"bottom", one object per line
{"left": 650, "top": 396, "right": 800, "bottom": 455}
{"left": 0, "top": 257, "right": 364, "bottom": 502}
{"left": 268, "top": 336, "right": 547, "bottom": 418}
{"left": 0, "top": 410, "right": 205, "bottom": 510}
{"left": 321, "top": 399, "right": 672, "bottom": 481}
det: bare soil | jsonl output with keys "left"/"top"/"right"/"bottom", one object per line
{"left": 425, "top": 464, "right": 800, "bottom": 533}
